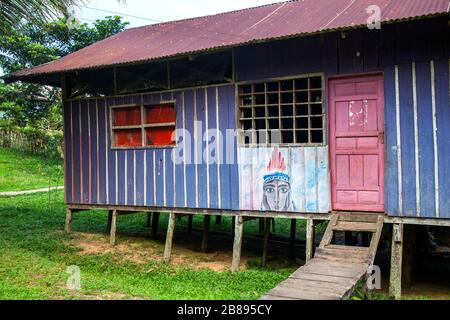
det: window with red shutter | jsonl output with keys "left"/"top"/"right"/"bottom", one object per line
{"left": 111, "top": 103, "right": 176, "bottom": 148}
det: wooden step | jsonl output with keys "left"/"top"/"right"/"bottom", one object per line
{"left": 333, "top": 221, "right": 378, "bottom": 232}
{"left": 324, "top": 244, "right": 370, "bottom": 253}
{"left": 335, "top": 212, "right": 381, "bottom": 223}
{"left": 315, "top": 247, "right": 370, "bottom": 264}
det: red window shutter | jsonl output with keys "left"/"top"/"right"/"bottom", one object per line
{"left": 114, "top": 128, "right": 142, "bottom": 147}
{"left": 145, "top": 104, "right": 176, "bottom": 124}
{"left": 145, "top": 127, "right": 175, "bottom": 146}
{"left": 113, "top": 106, "right": 141, "bottom": 126}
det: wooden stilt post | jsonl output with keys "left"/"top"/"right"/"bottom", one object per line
{"left": 201, "top": 215, "right": 211, "bottom": 253}
{"left": 232, "top": 216, "right": 236, "bottom": 237}
{"left": 402, "top": 225, "right": 415, "bottom": 289}
{"left": 389, "top": 223, "right": 403, "bottom": 299}
{"left": 215, "top": 216, "right": 222, "bottom": 225}
{"left": 164, "top": 212, "right": 176, "bottom": 263}
{"left": 231, "top": 216, "right": 244, "bottom": 272}
{"left": 109, "top": 210, "right": 118, "bottom": 246}
{"left": 146, "top": 212, "right": 152, "bottom": 228}
{"left": 261, "top": 218, "right": 270, "bottom": 266}
{"left": 151, "top": 212, "right": 160, "bottom": 239}
{"left": 305, "top": 219, "right": 315, "bottom": 262}
{"left": 290, "top": 219, "right": 297, "bottom": 257}
{"left": 187, "top": 215, "right": 193, "bottom": 234}
{"left": 258, "top": 218, "right": 264, "bottom": 233}
{"left": 65, "top": 208, "right": 73, "bottom": 233}
{"left": 106, "top": 210, "right": 113, "bottom": 233}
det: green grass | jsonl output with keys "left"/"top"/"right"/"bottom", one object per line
{"left": 0, "top": 148, "right": 63, "bottom": 192}
{"left": 0, "top": 191, "right": 296, "bottom": 300}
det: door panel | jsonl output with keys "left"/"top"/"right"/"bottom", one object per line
{"left": 329, "top": 74, "right": 385, "bottom": 212}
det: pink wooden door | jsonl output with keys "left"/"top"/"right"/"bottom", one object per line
{"left": 329, "top": 74, "right": 385, "bottom": 212}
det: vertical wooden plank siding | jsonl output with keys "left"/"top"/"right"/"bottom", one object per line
{"left": 398, "top": 64, "right": 416, "bottom": 216}
{"left": 88, "top": 99, "right": 98, "bottom": 204}
{"left": 196, "top": 88, "right": 208, "bottom": 208}
{"left": 384, "top": 66, "right": 399, "bottom": 216}
{"left": 415, "top": 62, "right": 436, "bottom": 217}
{"left": 63, "top": 101, "right": 72, "bottom": 203}
{"left": 80, "top": 100, "right": 90, "bottom": 203}
{"left": 435, "top": 59, "right": 450, "bottom": 219}
{"left": 71, "top": 100, "right": 80, "bottom": 204}
{"left": 218, "top": 86, "right": 232, "bottom": 210}
{"left": 207, "top": 87, "right": 219, "bottom": 208}
{"left": 173, "top": 91, "right": 185, "bottom": 207}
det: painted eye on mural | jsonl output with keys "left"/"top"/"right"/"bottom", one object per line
{"left": 279, "top": 187, "right": 289, "bottom": 193}
{"left": 264, "top": 187, "right": 275, "bottom": 193}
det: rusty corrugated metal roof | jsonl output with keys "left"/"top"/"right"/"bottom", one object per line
{"left": 6, "top": 0, "right": 450, "bottom": 81}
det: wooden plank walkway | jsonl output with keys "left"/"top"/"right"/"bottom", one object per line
{"left": 261, "top": 213, "right": 384, "bottom": 300}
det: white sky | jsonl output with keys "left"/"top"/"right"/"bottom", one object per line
{"left": 75, "top": 0, "right": 281, "bottom": 28}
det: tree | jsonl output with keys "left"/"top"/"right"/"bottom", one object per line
{"left": 0, "top": 0, "right": 80, "bottom": 31}
{"left": 0, "top": 16, "right": 129, "bottom": 129}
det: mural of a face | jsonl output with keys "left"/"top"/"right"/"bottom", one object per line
{"left": 263, "top": 180, "right": 291, "bottom": 211}
{"left": 261, "top": 148, "right": 296, "bottom": 212}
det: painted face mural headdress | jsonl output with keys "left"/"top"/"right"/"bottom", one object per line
{"left": 263, "top": 148, "right": 290, "bottom": 184}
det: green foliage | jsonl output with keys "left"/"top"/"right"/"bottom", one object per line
{"left": 0, "top": 0, "right": 78, "bottom": 32}
{"left": 0, "top": 191, "right": 292, "bottom": 299}
{"left": 0, "top": 16, "right": 129, "bottom": 130}
{"left": 0, "top": 147, "right": 63, "bottom": 192}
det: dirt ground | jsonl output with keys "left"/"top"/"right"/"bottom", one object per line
{"left": 69, "top": 226, "right": 450, "bottom": 299}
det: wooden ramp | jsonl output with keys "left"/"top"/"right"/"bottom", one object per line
{"left": 261, "top": 213, "right": 384, "bottom": 300}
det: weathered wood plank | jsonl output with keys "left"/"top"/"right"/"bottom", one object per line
{"left": 163, "top": 212, "right": 176, "bottom": 263}
{"left": 109, "top": 210, "right": 118, "bottom": 246}
{"left": 305, "top": 218, "right": 315, "bottom": 262}
{"left": 65, "top": 208, "right": 73, "bottom": 233}
{"left": 106, "top": 210, "right": 113, "bottom": 233}
{"left": 289, "top": 271, "right": 358, "bottom": 285}
{"left": 389, "top": 223, "right": 403, "bottom": 299}
{"left": 260, "top": 294, "right": 298, "bottom": 300}
{"left": 337, "top": 212, "right": 380, "bottom": 223}
{"left": 231, "top": 216, "right": 244, "bottom": 272}
{"left": 315, "top": 247, "right": 369, "bottom": 264}
{"left": 333, "top": 221, "right": 377, "bottom": 232}
{"left": 319, "top": 214, "right": 338, "bottom": 248}
{"left": 368, "top": 215, "right": 384, "bottom": 263}
{"left": 267, "top": 287, "right": 340, "bottom": 300}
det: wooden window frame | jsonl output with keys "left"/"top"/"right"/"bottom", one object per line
{"left": 236, "top": 73, "right": 325, "bottom": 147}
{"left": 110, "top": 101, "right": 177, "bottom": 149}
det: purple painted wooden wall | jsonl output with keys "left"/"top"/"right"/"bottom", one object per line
{"left": 64, "top": 85, "right": 239, "bottom": 210}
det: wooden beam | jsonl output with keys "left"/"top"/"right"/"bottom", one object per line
{"left": 389, "top": 223, "right": 403, "bottom": 299}
{"left": 66, "top": 203, "right": 331, "bottom": 220}
{"left": 151, "top": 212, "right": 160, "bottom": 239}
{"left": 164, "top": 212, "right": 176, "bottom": 263}
{"left": 306, "top": 218, "right": 315, "bottom": 262}
{"left": 231, "top": 216, "right": 244, "bottom": 272}
{"left": 232, "top": 216, "right": 236, "bottom": 237}
{"left": 109, "top": 210, "right": 118, "bottom": 246}
{"left": 259, "top": 218, "right": 264, "bottom": 233}
{"left": 201, "top": 215, "right": 211, "bottom": 253}
{"left": 146, "top": 212, "right": 152, "bottom": 228}
{"left": 402, "top": 225, "right": 415, "bottom": 289}
{"left": 65, "top": 208, "right": 73, "bottom": 233}
{"left": 262, "top": 218, "right": 270, "bottom": 266}
{"left": 106, "top": 210, "right": 113, "bottom": 233}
